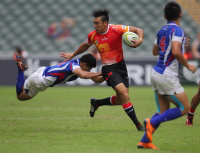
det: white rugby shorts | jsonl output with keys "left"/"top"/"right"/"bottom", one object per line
{"left": 24, "top": 67, "right": 48, "bottom": 97}
{"left": 151, "top": 69, "right": 184, "bottom": 95}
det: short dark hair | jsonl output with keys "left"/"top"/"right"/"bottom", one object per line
{"left": 164, "top": 1, "right": 181, "bottom": 21}
{"left": 80, "top": 54, "right": 96, "bottom": 68}
{"left": 92, "top": 9, "right": 109, "bottom": 22}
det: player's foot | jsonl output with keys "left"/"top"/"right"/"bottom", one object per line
{"left": 138, "top": 142, "right": 159, "bottom": 150}
{"left": 144, "top": 118, "right": 155, "bottom": 142}
{"left": 16, "top": 53, "right": 28, "bottom": 71}
{"left": 137, "top": 123, "right": 145, "bottom": 131}
{"left": 186, "top": 115, "right": 193, "bottom": 125}
{"left": 89, "top": 98, "right": 98, "bottom": 117}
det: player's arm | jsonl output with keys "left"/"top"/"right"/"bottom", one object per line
{"left": 129, "top": 26, "right": 144, "bottom": 48}
{"left": 60, "top": 42, "right": 92, "bottom": 61}
{"left": 90, "top": 76, "right": 104, "bottom": 83}
{"left": 152, "top": 44, "right": 159, "bottom": 56}
{"left": 192, "top": 40, "right": 200, "bottom": 58}
{"left": 172, "top": 41, "right": 196, "bottom": 73}
{"left": 73, "top": 68, "right": 101, "bottom": 79}
{"left": 152, "top": 38, "right": 159, "bottom": 56}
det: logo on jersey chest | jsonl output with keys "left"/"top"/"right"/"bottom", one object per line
{"left": 95, "top": 40, "right": 98, "bottom": 46}
{"left": 102, "top": 37, "right": 108, "bottom": 41}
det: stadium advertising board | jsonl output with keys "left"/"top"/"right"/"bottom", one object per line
{"left": 0, "top": 59, "right": 199, "bottom": 86}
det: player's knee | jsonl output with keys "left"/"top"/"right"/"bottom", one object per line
{"left": 17, "top": 96, "right": 24, "bottom": 101}
{"left": 17, "top": 95, "right": 28, "bottom": 101}
{"left": 181, "top": 102, "right": 190, "bottom": 115}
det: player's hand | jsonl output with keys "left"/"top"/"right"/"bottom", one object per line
{"left": 187, "top": 64, "right": 196, "bottom": 73}
{"left": 130, "top": 38, "right": 143, "bottom": 48}
{"left": 60, "top": 52, "right": 74, "bottom": 61}
{"left": 185, "top": 37, "right": 190, "bottom": 47}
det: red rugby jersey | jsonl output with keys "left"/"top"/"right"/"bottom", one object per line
{"left": 86, "top": 24, "right": 129, "bottom": 65}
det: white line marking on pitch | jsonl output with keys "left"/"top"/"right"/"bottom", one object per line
{"left": 0, "top": 107, "right": 88, "bottom": 110}
{"left": 1, "top": 116, "right": 125, "bottom": 120}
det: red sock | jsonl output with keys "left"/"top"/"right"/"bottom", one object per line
{"left": 189, "top": 107, "right": 195, "bottom": 114}
{"left": 122, "top": 102, "right": 140, "bottom": 126}
{"left": 122, "top": 102, "right": 133, "bottom": 109}
{"left": 110, "top": 95, "right": 116, "bottom": 105}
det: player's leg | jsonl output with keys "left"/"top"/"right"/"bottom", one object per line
{"left": 139, "top": 72, "right": 188, "bottom": 148}
{"left": 139, "top": 94, "right": 170, "bottom": 145}
{"left": 150, "top": 72, "right": 162, "bottom": 119}
{"left": 15, "top": 53, "right": 31, "bottom": 101}
{"left": 89, "top": 95, "right": 117, "bottom": 117}
{"left": 89, "top": 89, "right": 125, "bottom": 114}
{"left": 145, "top": 91, "right": 189, "bottom": 142}
{"left": 186, "top": 85, "right": 200, "bottom": 125}
{"left": 151, "top": 91, "right": 161, "bottom": 119}
{"left": 114, "top": 83, "right": 144, "bottom": 131}
{"left": 90, "top": 89, "right": 126, "bottom": 116}
{"left": 17, "top": 89, "right": 32, "bottom": 101}
{"left": 89, "top": 76, "right": 128, "bottom": 117}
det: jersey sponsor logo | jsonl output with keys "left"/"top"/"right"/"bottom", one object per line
{"left": 95, "top": 40, "right": 98, "bottom": 45}
{"left": 122, "top": 25, "right": 126, "bottom": 29}
{"left": 102, "top": 37, "right": 108, "bottom": 41}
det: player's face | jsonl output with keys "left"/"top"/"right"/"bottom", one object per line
{"left": 80, "top": 63, "right": 92, "bottom": 72}
{"left": 93, "top": 17, "right": 108, "bottom": 34}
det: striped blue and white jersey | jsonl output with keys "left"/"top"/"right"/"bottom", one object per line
{"left": 41, "top": 58, "right": 80, "bottom": 87}
{"left": 154, "top": 21, "right": 186, "bottom": 77}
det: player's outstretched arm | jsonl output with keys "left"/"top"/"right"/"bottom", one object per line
{"left": 91, "top": 76, "right": 104, "bottom": 83}
{"left": 73, "top": 68, "right": 101, "bottom": 79}
{"left": 172, "top": 41, "right": 196, "bottom": 73}
{"left": 60, "top": 42, "right": 91, "bottom": 61}
{"left": 152, "top": 44, "right": 159, "bottom": 56}
{"left": 129, "top": 26, "right": 144, "bottom": 48}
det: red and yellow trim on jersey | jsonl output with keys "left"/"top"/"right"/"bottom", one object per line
{"left": 91, "top": 32, "right": 96, "bottom": 43}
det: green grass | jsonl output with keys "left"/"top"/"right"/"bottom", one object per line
{"left": 0, "top": 86, "right": 200, "bottom": 153}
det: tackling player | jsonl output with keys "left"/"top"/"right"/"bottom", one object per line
{"left": 60, "top": 9, "right": 145, "bottom": 131}
{"left": 16, "top": 53, "right": 103, "bottom": 101}
{"left": 137, "top": 1, "right": 196, "bottom": 149}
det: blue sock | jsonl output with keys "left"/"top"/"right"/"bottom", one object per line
{"left": 140, "top": 132, "right": 149, "bottom": 143}
{"left": 16, "top": 69, "right": 25, "bottom": 95}
{"left": 150, "top": 108, "right": 182, "bottom": 129}
{"left": 140, "top": 113, "right": 160, "bottom": 143}
{"left": 151, "top": 113, "right": 160, "bottom": 119}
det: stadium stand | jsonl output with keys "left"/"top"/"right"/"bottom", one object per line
{"left": 0, "top": 0, "right": 199, "bottom": 58}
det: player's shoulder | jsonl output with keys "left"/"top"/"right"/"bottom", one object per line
{"left": 69, "top": 58, "right": 80, "bottom": 65}
{"left": 88, "top": 30, "right": 97, "bottom": 36}
{"left": 172, "top": 26, "right": 184, "bottom": 37}
{"left": 110, "top": 24, "right": 126, "bottom": 30}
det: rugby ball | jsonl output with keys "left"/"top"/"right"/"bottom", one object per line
{"left": 122, "top": 32, "right": 139, "bottom": 46}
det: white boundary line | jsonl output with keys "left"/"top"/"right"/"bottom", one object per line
{"left": 0, "top": 116, "right": 125, "bottom": 120}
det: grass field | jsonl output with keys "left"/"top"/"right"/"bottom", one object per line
{"left": 0, "top": 86, "right": 200, "bottom": 153}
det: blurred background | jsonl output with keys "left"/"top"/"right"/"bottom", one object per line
{"left": 0, "top": 0, "right": 199, "bottom": 85}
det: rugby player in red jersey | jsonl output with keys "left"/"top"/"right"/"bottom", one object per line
{"left": 60, "top": 9, "right": 144, "bottom": 131}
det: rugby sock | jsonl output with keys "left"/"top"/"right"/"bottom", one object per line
{"left": 188, "top": 107, "right": 195, "bottom": 116}
{"left": 150, "top": 108, "right": 182, "bottom": 129}
{"left": 151, "top": 113, "right": 160, "bottom": 119}
{"left": 140, "top": 113, "right": 160, "bottom": 143}
{"left": 140, "top": 132, "right": 150, "bottom": 143}
{"left": 16, "top": 69, "right": 25, "bottom": 95}
{"left": 95, "top": 95, "right": 116, "bottom": 107}
{"left": 122, "top": 102, "right": 141, "bottom": 126}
